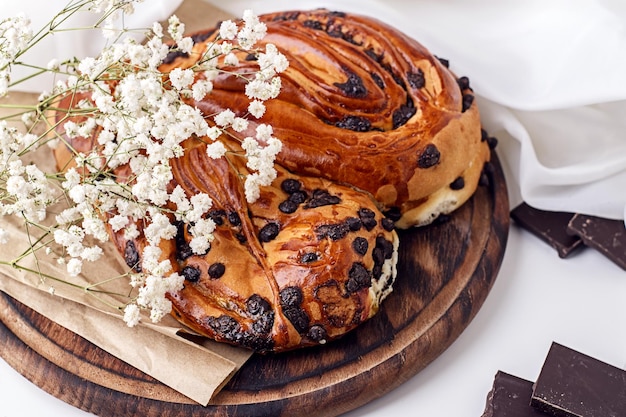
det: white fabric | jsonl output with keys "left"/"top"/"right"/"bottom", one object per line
{"left": 205, "top": 0, "right": 626, "bottom": 222}
{"left": 4, "top": 0, "right": 625, "bottom": 221}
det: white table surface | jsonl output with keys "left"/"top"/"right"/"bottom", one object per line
{"left": 1, "top": 215, "right": 625, "bottom": 417}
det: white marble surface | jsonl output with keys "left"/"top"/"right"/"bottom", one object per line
{"left": 2, "top": 221, "right": 625, "bottom": 417}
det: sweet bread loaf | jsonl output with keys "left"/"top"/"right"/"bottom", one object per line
{"left": 175, "top": 9, "right": 491, "bottom": 228}
{"left": 52, "top": 9, "right": 490, "bottom": 352}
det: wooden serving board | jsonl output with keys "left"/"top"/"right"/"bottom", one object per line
{"left": 0, "top": 153, "right": 509, "bottom": 417}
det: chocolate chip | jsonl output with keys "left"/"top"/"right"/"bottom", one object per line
{"left": 358, "top": 208, "right": 378, "bottom": 231}
{"left": 372, "top": 246, "right": 385, "bottom": 266}
{"left": 124, "top": 240, "right": 141, "bottom": 272}
{"left": 182, "top": 265, "right": 201, "bottom": 283}
{"left": 383, "top": 207, "right": 402, "bottom": 222}
{"left": 371, "top": 72, "right": 385, "bottom": 89}
{"left": 244, "top": 53, "right": 257, "bottom": 61}
{"left": 280, "top": 286, "right": 303, "bottom": 308}
{"left": 392, "top": 102, "right": 416, "bottom": 129}
{"left": 457, "top": 76, "right": 471, "bottom": 91}
{"left": 227, "top": 211, "right": 241, "bottom": 226}
{"left": 281, "top": 178, "right": 301, "bottom": 194}
{"left": 246, "top": 294, "right": 271, "bottom": 315}
{"left": 300, "top": 252, "right": 320, "bottom": 263}
{"left": 283, "top": 307, "right": 310, "bottom": 334}
{"left": 462, "top": 94, "right": 474, "bottom": 112}
{"left": 358, "top": 207, "right": 375, "bottom": 219}
{"left": 207, "top": 209, "right": 226, "bottom": 226}
{"left": 252, "top": 311, "right": 274, "bottom": 336}
{"left": 162, "top": 49, "right": 189, "bottom": 65}
{"left": 288, "top": 190, "right": 308, "bottom": 205}
{"left": 235, "top": 232, "right": 247, "bottom": 243}
{"left": 436, "top": 56, "right": 450, "bottom": 68}
{"left": 481, "top": 129, "right": 489, "bottom": 142}
{"left": 408, "top": 69, "right": 425, "bottom": 89}
{"left": 305, "top": 189, "right": 341, "bottom": 208}
{"left": 207, "top": 315, "right": 240, "bottom": 341}
{"left": 259, "top": 222, "right": 280, "bottom": 242}
{"left": 190, "top": 30, "right": 213, "bottom": 44}
{"left": 346, "top": 216, "right": 362, "bottom": 231}
{"left": 376, "top": 235, "right": 394, "bottom": 259}
{"left": 175, "top": 221, "right": 194, "bottom": 261}
{"left": 346, "top": 262, "right": 371, "bottom": 293}
{"left": 278, "top": 199, "right": 298, "bottom": 214}
{"left": 308, "top": 325, "right": 327, "bottom": 342}
{"left": 417, "top": 144, "right": 441, "bottom": 168}
{"left": 381, "top": 217, "right": 395, "bottom": 232}
{"left": 334, "top": 70, "right": 367, "bottom": 98}
{"left": 450, "top": 176, "right": 465, "bottom": 190}
{"left": 352, "top": 237, "right": 369, "bottom": 256}
{"left": 335, "top": 115, "right": 372, "bottom": 132}
{"left": 303, "top": 19, "right": 324, "bottom": 30}
{"left": 487, "top": 136, "right": 499, "bottom": 150}
{"left": 316, "top": 223, "right": 350, "bottom": 241}
{"left": 207, "top": 262, "right": 226, "bottom": 279}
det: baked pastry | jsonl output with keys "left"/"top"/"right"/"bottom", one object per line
{"left": 170, "top": 9, "right": 491, "bottom": 228}
{"left": 51, "top": 9, "right": 490, "bottom": 352}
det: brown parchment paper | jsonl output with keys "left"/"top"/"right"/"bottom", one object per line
{"left": 0, "top": 0, "right": 253, "bottom": 406}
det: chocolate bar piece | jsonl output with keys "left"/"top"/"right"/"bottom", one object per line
{"left": 531, "top": 342, "right": 626, "bottom": 417}
{"left": 567, "top": 213, "right": 626, "bottom": 271}
{"left": 482, "top": 371, "right": 548, "bottom": 417}
{"left": 510, "top": 203, "right": 583, "bottom": 258}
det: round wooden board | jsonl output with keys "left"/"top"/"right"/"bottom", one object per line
{"left": 0, "top": 154, "right": 509, "bottom": 417}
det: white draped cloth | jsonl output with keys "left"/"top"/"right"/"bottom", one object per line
{"left": 6, "top": 0, "right": 626, "bottom": 223}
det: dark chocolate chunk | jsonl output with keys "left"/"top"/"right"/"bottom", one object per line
{"left": 457, "top": 76, "right": 471, "bottom": 91}
{"left": 407, "top": 69, "right": 425, "bottom": 89}
{"left": 182, "top": 265, "right": 201, "bottom": 283}
{"left": 308, "top": 325, "right": 328, "bottom": 342}
{"left": 450, "top": 176, "right": 465, "bottom": 190}
{"left": 358, "top": 207, "right": 378, "bottom": 231}
{"left": 279, "top": 286, "right": 303, "bottom": 308}
{"left": 259, "top": 222, "right": 280, "bottom": 242}
{"left": 346, "top": 262, "right": 371, "bottom": 293}
{"left": 190, "top": 30, "right": 213, "bottom": 44}
{"left": 371, "top": 72, "right": 385, "bottom": 89}
{"left": 246, "top": 294, "right": 271, "bottom": 316}
{"left": 352, "top": 237, "right": 369, "bottom": 256}
{"left": 436, "top": 56, "right": 449, "bottom": 68}
{"left": 124, "top": 240, "right": 141, "bottom": 272}
{"left": 251, "top": 311, "right": 274, "bottom": 335}
{"left": 417, "top": 144, "right": 441, "bottom": 169}
{"left": 381, "top": 217, "right": 395, "bottom": 232}
{"left": 316, "top": 223, "right": 350, "bottom": 241}
{"left": 462, "top": 93, "right": 474, "bottom": 112}
{"left": 487, "top": 136, "right": 499, "bottom": 150}
{"left": 481, "top": 371, "right": 546, "bottom": 417}
{"left": 335, "top": 115, "right": 372, "bottom": 132}
{"left": 207, "top": 262, "right": 226, "bottom": 279}
{"left": 244, "top": 53, "right": 257, "bottom": 61}
{"left": 288, "top": 190, "right": 308, "bottom": 205}
{"left": 566, "top": 214, "right": 626, "bottom": 270}
{"left": 358, "top": 207, "right": 376, "bottom": 219}
{"left": 345, "top": 216, "right": 362, "bottom": 231}
{"left": 227, "top": 211, "right": 241, "bottom": 226}
{"left": 283, "top": 307, "right": 310, "bottom": 334}
{"left": 510, "top": 203, "right": 583, "bottom": 258}
{"left": 278, "top": 199, "right": 299, "bottom": 214}
{"left": 281, "top": 178, "right": 301, "bottom": 194}
{"left": 235, "top": 232, "right": 247, "bottom": 244}
{"left": 531, "top": 342, "right": 626, "bottom": 417}
{"left": 175, "top": 221, "right": 194, "bottom": 261}
{"left": 207, "top": 315, "right": 240, "bottom": 341}
{"left": 162, "top": 48, "right": 190, "bottom": 65}
{"left": 207, "top": 209, "right": 226, "bottom": 226}
{"left": 305, "top": 189, "right": 342, "bottom": 208}
{"left": 392, "top": 102, "right": 416, "bottom": 129}
{"left": 384, "top": 207, "right": 402, "bottom": 222}
{"left": 303, "top": 19, "right": 324, "bottom": 30}
{"left": 300, "top": 252, "right": 319, "bottom": 263}
{"left": 375, "top": 235, "right": 394, "bottom": 259}
{"left": 334, "top": 71, "right": 367, "bottom": 98}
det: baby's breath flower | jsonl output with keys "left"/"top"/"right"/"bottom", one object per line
{"left": 248, "top": 100, "right": 266, "bottom": 118}
{"left": 123, "top": 303, "right": 141, "bottom": 327}
{"left": 206, "top": 141, "right": 227, "bottom": 159}
{"left": 219, "top": 20, "right": 238, "bottom": 40}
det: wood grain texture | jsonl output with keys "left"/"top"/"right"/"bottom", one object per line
{"left": 0, "top": 154, "right": 509, "bottom": 417}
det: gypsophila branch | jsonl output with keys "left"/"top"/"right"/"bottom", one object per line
{"left": 0, "top": 1, "right": 289, "bottom": 327}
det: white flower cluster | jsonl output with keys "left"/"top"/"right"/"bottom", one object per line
{"left": 0, "top": 2, "right": 289, "bottom": 328}
{"left": 0, "top": 14, "right": 34, "bottom": 96}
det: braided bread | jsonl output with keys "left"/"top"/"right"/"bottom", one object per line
{"left": 52, "top": 9, "right": 490, "bottom": 352}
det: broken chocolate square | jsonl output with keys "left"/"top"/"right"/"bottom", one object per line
{"left": 510, "top": 203, "right": 583, "bottom": 258}
{"left": 531, "top": 342, "right": 626, "bottom": 417}
{"left": 566, "top": 213, "right": 626, "bottom": 271}
{"left": 481, "top": 371, "right": 548, "bottom": 417}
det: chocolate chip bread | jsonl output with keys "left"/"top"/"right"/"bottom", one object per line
{"left": 52, "top": 9, "right": 490, "bottom": 352}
